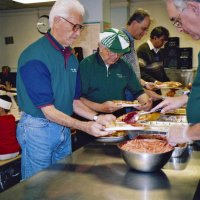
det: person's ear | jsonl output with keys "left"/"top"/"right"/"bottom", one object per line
{"left": 186, "top": 1, "right": 200, "bottom": 16}
{"left": 54, "top": 16, "right": 62, "bottom": 26}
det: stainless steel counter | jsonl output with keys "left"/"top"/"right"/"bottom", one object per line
{"left": 0, "top": 142, "right": 200, "bottom": 200}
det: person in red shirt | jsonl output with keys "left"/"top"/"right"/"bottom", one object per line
{"left": 0, "top": 95, "right": 20, "bottom": 160}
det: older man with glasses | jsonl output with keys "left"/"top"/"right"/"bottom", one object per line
{"left": 16, "top": 0, "right": 115, "bottom": 180}
{"left": 75, "top": 28, "right": 152, "bottom": 117}
{"left": 151, "top": 0, "right": 200, "bottom": 144}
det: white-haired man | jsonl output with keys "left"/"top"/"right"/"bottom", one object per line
{"left": 152, "top": 0, "right": 200, "bottom": 144}
{"left": 76, "top": 28, "right": 152, "bottom": 117}
{"left": 17, "top": 0, "right": 115, "bottom": 180}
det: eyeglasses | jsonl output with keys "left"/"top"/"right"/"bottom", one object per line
{"left": 60, "top": 17, "right": 84, "bottom": 32}
{"left": 172, "top": 9, "right": 185, "bottom": 28}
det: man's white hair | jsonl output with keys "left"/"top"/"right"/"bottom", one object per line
{"left": 49, "top": 0, "right": 85, "bottom": 28}
{"left": 172, "top": 0, "right": 200, "bottom": 11}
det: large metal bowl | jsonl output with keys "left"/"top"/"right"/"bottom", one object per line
{"left": 118, "top": 139, "right": 174, "bottom": 172}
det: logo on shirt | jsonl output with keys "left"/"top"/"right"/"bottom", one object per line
{"left": 116, "top": 73, "right": 127, "bottom": 78}
{"left": 70, "top": 68, "right": 77, "bottom": 73}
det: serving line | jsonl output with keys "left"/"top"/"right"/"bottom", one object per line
{"left": 0, "top": 142, "right": 200, "bottom": 200}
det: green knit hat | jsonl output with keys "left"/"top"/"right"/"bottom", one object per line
{"left": 100, "top": 28, "right": 130, "bottom": 54}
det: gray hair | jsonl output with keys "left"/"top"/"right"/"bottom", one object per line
{"left": 172, "top": 0, "right": 200, "bottom": 11}
{"left": 49, "top": 0, "right": 85, "bottom": 28}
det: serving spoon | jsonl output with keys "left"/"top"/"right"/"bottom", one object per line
{"left": 134, "top": 108, "right": 162, "bottom": 121}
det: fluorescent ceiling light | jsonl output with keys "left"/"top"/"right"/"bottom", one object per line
{"left": 12, "top": 0, "right": 55, "bottom": 4}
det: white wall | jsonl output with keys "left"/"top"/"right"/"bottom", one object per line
{"left": 111, "top": 3, "right": 127, "bottom": 29}
{"left": 0, "top": 8, "right": 49, "bottom": 71}
{"left": 0, "top": 0, "right": 108, "bottom": 71}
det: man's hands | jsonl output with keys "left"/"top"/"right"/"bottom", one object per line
{"left": 95, "top": 114, "right": 116, "bottom": 125}
{"left": 137, "top": 93, "right": 152, "bottom": 111}
{"left": 144, "top": 89, "right": 162, "bottom": 101}
{"left": 151, "top": 95, "right": 188, "bottom": 114}
{"left": 83, "top": 114, "right": 116, "bottom": 137}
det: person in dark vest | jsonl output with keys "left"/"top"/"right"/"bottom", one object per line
{"left": 137, "top": 26, "right": 170, "bottom": 83}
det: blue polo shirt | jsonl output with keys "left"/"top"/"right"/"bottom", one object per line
{"left": 17, "top": 32, "right": 79, "bottom": 118}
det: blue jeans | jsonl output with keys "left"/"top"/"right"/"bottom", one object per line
{"left": 17, "top": 112, "right": 72, "bottom": 180}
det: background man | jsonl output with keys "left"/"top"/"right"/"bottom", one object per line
{"left": 137, "top": 26, "right": 170, "bottom": 83}
{"left": 122, "top": 8, "right": 162, "bottom": 102}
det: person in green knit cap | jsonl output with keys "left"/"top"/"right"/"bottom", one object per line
{"left": 74, "top": 28, "right": 152, "bottom": 117}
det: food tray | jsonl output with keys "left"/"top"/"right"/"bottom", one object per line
{"left": 127, "top": 121, "right": 188, "bottom": 138}
{"left": 157, "top": 115, "right": 187, "bottom": 123}
{"left": 145, "top": 121, "right": 188, "bottom": 132}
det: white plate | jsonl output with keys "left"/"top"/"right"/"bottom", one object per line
{"left": 117, "top": 103, "right": 141, "bottom": 107}
{"left": 104, "top": 125, "right": 145, "bottom": 131}
{"left": 96, "top": 135, "right": 127, "bottom": 143}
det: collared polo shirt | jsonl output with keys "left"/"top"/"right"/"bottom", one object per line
{"left": 187, "top": 52, "right": 200, "bottom": 123}
{"left": 17, "top": 32, "right": 79, "bottom": 118}
{"left": 75, "top": 52, "right": 144, "bottom": 103}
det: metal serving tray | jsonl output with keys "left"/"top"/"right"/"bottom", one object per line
{"left": 128, "top": 121, "right": 188, "bottom": 139}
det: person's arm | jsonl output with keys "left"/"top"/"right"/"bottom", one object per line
{"left": 41, "top": 104, "right": 115, "bottom": 137}
{"left": 151, "top": 95, "right": 188, "bottom": 113}
{"left": 80, "top": 97, "right": 122, "bottom": 113}
{"left": 137, "top": 48, "right": 157, "bottom": 82}
{"left": 144, "top": 88, "right": 162, "bottom": 101}
{"left": 139, "top": 63, "right": 157, "bottom": 82}
{"left": 141, "top": 79, "right": 156, "bottom": 90}
{"left": 73, "top": 99, "right": 116, "bottom": 122}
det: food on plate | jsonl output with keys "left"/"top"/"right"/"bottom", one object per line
{"left": 165, "top": 89, "right": 176, "bottom": 97}
{"left": 167, "top": 108, "right": 186, "bottom": 115}
{"left": 106, "top": 121, "right": 145, "bottom": 128}
{"left": 155, "top": 81, "right": 182, "bottom": 89}
{"left": 117, "top": 111, "right": 138, "bottom": 123}
{"left": 105, "top": 131, "right": 126, "bottom": 137}
{"left": 104, "top": 120, "right": 145, "bottom": 131}
{"left": 157, "top": 115, "right": 187, "bottom": 123}
{"left": 112, "top": 100, "right": 140, "bottom": 107}
{"left": 120, "top": 134, "right": 173, "bottom": 154}
{"left": 116, "top": 111, "right": 160, "bottom": 123}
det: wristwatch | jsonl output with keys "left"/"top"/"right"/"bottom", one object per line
{"left": 93, "top": 115, "right": 99, "bottom": 121}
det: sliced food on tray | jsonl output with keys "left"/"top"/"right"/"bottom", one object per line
{"left": 157, "top": 115, "right": 187, "bottom": 123}
{"left": 116, "top": 111, "right": 160, "bottom": 123}
{"left": 112, "top": 100, "right": 141, "bottom": 107}
{"left": 104, "top": 121, "right": 145, "bottom": 131}
{"left": 155, "top": 81, "right": 182, "bottom": 89}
